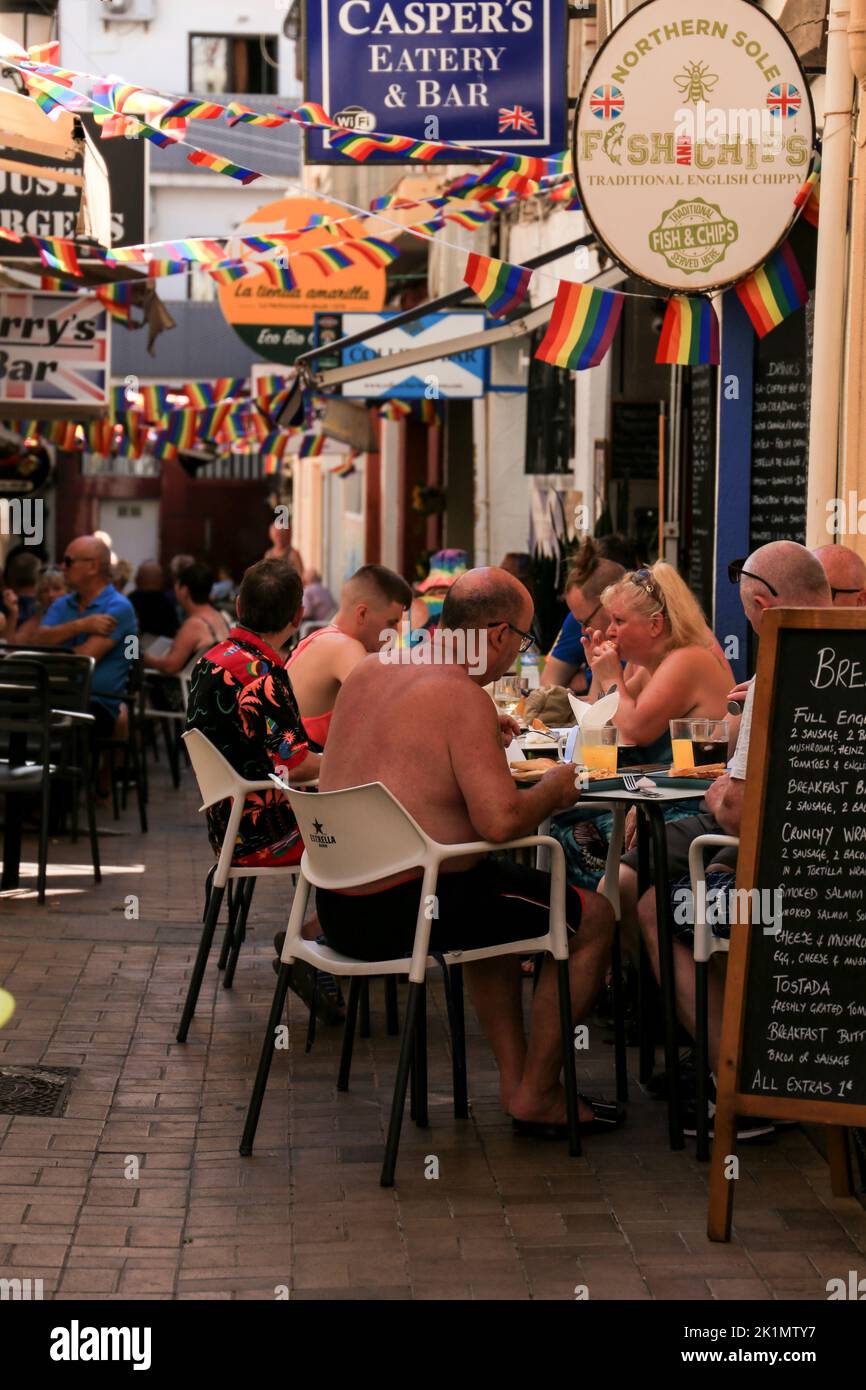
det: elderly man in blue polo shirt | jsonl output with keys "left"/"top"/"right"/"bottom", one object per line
{"left": 34, "top": 535, "right": 138, "bottom": 737}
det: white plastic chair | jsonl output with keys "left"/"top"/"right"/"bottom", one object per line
{"left": 240, "top": 779, "right": 582, "bottom": 1187}
{"left": 688, "top": 832, "right": 738, "bottom": 1161}
{"left": 176, "top": 728, "right": 303, "bottom": 1041}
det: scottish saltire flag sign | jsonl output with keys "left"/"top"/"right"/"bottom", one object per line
{"left": 0, "top": 293, "right": 108, "bottom": 407}
{"left": 304, "top": 0, "right": 567, "bottom": 163}
{"left": 331, "top": 311, "right": 488, "bottom": 398}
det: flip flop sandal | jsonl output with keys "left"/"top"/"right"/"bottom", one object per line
{"left": 511, "top": 1094, "right": 625, "bottom": 1140}
{"left": 284, "top": 958, "right": 346, "bottom": 1026}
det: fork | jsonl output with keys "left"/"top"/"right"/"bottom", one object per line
{"left": 622, "top": 772, "right": 662, "bottom": 797}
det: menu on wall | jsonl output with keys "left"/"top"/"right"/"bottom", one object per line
{"left": 748, "top": 221, "right": 817, "bottom": 551}
{"left": 686, "top": 366, "right": 717, "bottom": 621}
{"left": 737, "top": 624, "right": 866, "bottom": 1109}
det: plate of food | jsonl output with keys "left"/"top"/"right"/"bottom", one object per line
{"left": 667, "top": 763, "right": 726, "bottom": 780}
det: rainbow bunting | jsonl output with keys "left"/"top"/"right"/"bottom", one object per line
{"left": 301, "top": 248, "right": 352, "bottom": 275}
{"left": 114, "top": 412, "right": 143, "bottom": 457}
{"left": 186, "top": 149, "right": 260, "bottom": 185}
{"left": 734, "top": 241, "right": 808, "bottom": 338}
{"left": 445, "top": 206, "right": 495, "bottom": 230}
{"left": 794, "top": 154, "right": 820, "bottom": 228}
{"left": 259, "top": 262, "right": 297, "bottom": 292}
{"left": 286, "top": 102, "right": 338, "bottom": 127}
{"left": 241, "top": 235, "right": 281, "bottom": 254}
{"left": 33, "top": 237, "right": 81, "bottom": 277}
{"left": 160, "top": 97, "right": 224, "bottom": 122}
{"left": 25, "top": 43, "right": 63, "bottom": 69}
{"left": 148, "top": 429, "right": 178, "bottom": 463}
{"left": 167, "top": 411, "right": 199, "bottom": 449}
{"left": 144, "top": 259, "right": 189, "bottom": 279}
{"left": 535, "top": 281, "right": 624, "bottom": 371}
{"left": 137, "top": 124, "right": 177, "bottom": 148}
{"left": 139, "top": 386, "right": 170, "bottom": 420}
{"left": 23, "top": 74, "right": 89, "bottom": 115}
{"left": 417, "top": 399, "right": 441, "bottom": 425}
{"left": 94, "top": 112, "right": 141, "bottom": 139}
{"left": 655, "top": 296, "right": 720, "bottom": 365}
{"left": 463, "top": 253, "right": 532, "bottom": 319}
{"left": 347, "top": 237, "right": 400, "bottom": 268}
{"left": 331, "top": 452, "right": 359, "bottom": 477}
{"left": 297, "top": 432, "right": 326, "bottom": 457}
{"left": 254, "top": 373, "right": 293, "bottom": 399}
{"left": 39, "top": 275, "right": 82, "bottom": 292}
{"left": 0, "top": 227, "right": 23, "bottom": 243}
{"left": 86, "top": 419, "right": 114, "bottom": 455}
{"left": 545, "top": 151, "right": 571, "bottom": 177}
{"left": 180, "top": 381, "right": 215, "bottom": 409}
{"left": 225, "top": 100, "right": 284, "bottom": 128}
{"left": 408, "top": 218, "right": 445, "bottom": 237}
{"left": 368, "top": 194, "right": 415, "bottom": 212}
{"left": 197, "top": 403, "right": 232, "bottom": 440}
{"left": 92, "top": 81, "right": 142, "bottom": 113}
{"left": 164, "top": 238, "right": 226, "bottom": 264}
{"left": 96, "top": 282, "right": 136, "bottom": 321}
{"left": 379, "top": 400, "right": 412, "bottom": 421}
{"left": 206, "top": 259, "right": 253, "bottom": 286}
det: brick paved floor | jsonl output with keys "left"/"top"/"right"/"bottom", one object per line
{"left": 1, "top": 760, "right": 865, "bottom": 1302}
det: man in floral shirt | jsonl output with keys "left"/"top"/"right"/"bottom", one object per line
{"left": 186, "top": 558, "right": 320, "bottom": 866}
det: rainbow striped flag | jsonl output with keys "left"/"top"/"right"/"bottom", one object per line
{"left": 33, "top": 237, "right": 81, "bottom": 277}
{"left": 197, "top": 403, "right": 232, "bottom": 440}
{"left": 297, "top": 432, "right": 326, "bottom": 457}
{"left": 445, "top": 206, "right": 495, "bottom": 230}
{"left": 301, "top": 247, "right": 352, "bottom": 275}
{"left": 86, "top": 419, "right": 114, "bottom": 456}
{"left": 379, "top": 400, "right": 412, "bottom": 421}
{"left": 139, "top": 385, "right": 170, "bottom": 420}
{"left": 735, "top": 241, "right": 808, "bottom": 338}
{"left": 254, "top": 373, "right": 292, "bottom": 399}
{"left": 39, "top": 275, "right": 82, "bottom": 292}
{"left": 160, "top": 97, "right": 224, "bottom": 122}
{"left": 207, "top": 259, "right": 253, "bottom": 286}
{"left": 287, "top": 102, "right": 338, "bottom": 127}
{"left": 0, "top": 227, "right": 23, "bottom": 243}
{"left": 167, "top": 410, "right": 199, "bottom": 450}
{"left": 186, "top": 149, "right": 260, "bottom": 185}
{"left": 259, "top": 262, "right": 297, "bottom": 292}
{"left": 95, "top": 282, "right": 136, "bottom": 321}
{"left": 655, "top": 296, "right": 720, "bottom": 365}
{"left": 408, "top": 217, "right": 446, "bottom": 237}
{"left": 476, "top": 154, "right": 546, "bottom": 194}
{"left": 181, "top": 381, "right": 216, "bottom": 409}
{"left": 347, "top": 237, "right": 400, "bottom": 268}
{"left": 535, "top": 281, "right": 624, "bottom": 371}
{"left": 114, "top": 412, "right": 142, "bottom": 457}
{"left": 225, "top": 101, "right": 285, "bottom": 128}
{"left": 463, "top": 253, "right": 532, "bottom": 319}
{"left": 145, "top": 259, "right": 189, "bottom": 279}
{"left": 331, "top": 452, "right": 359, "bottom": 477}
{"left": 164, "top": 238, "right": 226, "bottom": 263}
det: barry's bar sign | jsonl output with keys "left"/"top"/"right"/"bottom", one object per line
{"left": 305, "top": 0, "right": 568, "bottom": 162}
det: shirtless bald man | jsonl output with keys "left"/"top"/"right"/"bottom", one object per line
{"left": 318, "top": 566, "right": 619, "bottom": 1136}
{"left": 812, "top": 543, "right": 866, "bottom": 607}
{"left": 286, "top": 563, "right": 412, "bottom": 749}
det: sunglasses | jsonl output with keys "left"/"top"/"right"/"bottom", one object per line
{"left": 487, "top": 620, "right": 534, "bottom": 654}
{"left": 61, "top": 555, "right": 82, "bottom": 568}
{"left": 630, "top": 568, "right": 667, "bottom": 612}
{"left": 830, "top": 586, "right": 861, "bottom": 601}
{"left": 727, "top": 559, "right": 779, "bottom": 597}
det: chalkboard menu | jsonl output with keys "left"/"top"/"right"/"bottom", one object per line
{"left": 686, "top": 367, "right": 717, "bottom": 620}
{"left": 748, "top": 222, "right": 816, "bottom": 550}
{"left": 739, "top": 624, "right": 866, "bottom": 1107}
{"left": 611, "top": 401, "right": 660, "bottom": 480}
{"left": 709, "top": 611, "right": 866, "bottom": 1240}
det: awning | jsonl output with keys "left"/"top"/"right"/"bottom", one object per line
{"left": 312, "top": 265, "right": 627, "bottom": 390}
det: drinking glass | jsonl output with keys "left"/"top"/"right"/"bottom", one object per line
{"left": 579, "top": 725, "right": 618, "bottom": 774}
{"left": 493, "top": 674, "right": 529, "bottom": 716}
{"left": 670, "top": 718, "right": 729, "bottom": 768}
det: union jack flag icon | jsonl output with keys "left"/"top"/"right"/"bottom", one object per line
{"left": 590, "top": 86, "right": 623, "bottom": 120}
{"left": 767, "top": 83, "right": 801, "bottom": 118}
{"left": 498, "top": 106, "right": 537, "bottom": 134}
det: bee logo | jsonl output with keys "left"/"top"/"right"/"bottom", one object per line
{"left": 673, "top": 61, "right": 719, "bottom": 106}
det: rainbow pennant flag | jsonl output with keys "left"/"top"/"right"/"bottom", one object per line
{"left": 145, "top": 259, "right": 189, "bottom": 279}
{"left": 86, "top": 419, "right": 114, "bottom": 456}
{"left": 408, "top": 217, "right": 445, "bottom": 237}
{"left": 33, "top": 237, "right": 81, "bottom": 277}
{"left": 259, "top": 262, "right": 297, "bottom": 292}
{"left": 379, "top": 400, "right": 412, "bottom": 421}
{"left": 181, "top": 381, "right": 215, "bottom": 409}
{"left": 23, "top": 74, "right": 89, "bottom": 116}
{"left": 655, "top": 296, "right": 720, "bottom": 365}
{"left": 463, "top": 253, "right": 532, "bottom": 319}
{"left": 225, "top": 101, "right": 285, "bottom": 128}
{"left": 164, "top": 238, "right": 226, "bottom": 263}
{"left": 286, "top": 102, "right": 338, "bottom": 127}
{"left": 476, "top": 154, "right": 546, "bottom": 194}
{"left": 93, "top": 112, "right": 140, "bottom": 140}
{"left": 535, "top": 281, "right": 624, "bottom": 371}
{"left": 39, "top": 274, "right": 82, "bottom": 293}
{"left": 208, "top": 377, "right": 245, "bottom": 403}
{"left": 160, "top": 97, "right": 224, "bottom": 122}
{"left": 197, "top": 403, "right": 232, "bottom": 440}
{"left": 148, "top": 429, "right": 178, "bottom": 463}
{"left": 96, "top": 282, "right": 136, "bottom": 321}
{"left": 167, "top": 411, "right": 199, "bottom": 450}
{"left": 114, "top": 412, "right": 143, "bottom": 458}
{"left": 297, "top": 432, "right": 326, "bottom": 457}
{"left": 735, "top": 241, "right": 808, "bottom": 338}
{"left": 445, "top": 206, "right": 495, "bottom": 230}
{"left": 139, "top": 385, "right": 170, "bottom": 420}
{"left": 136, "top": 123, "right": 177, "bottom": 148}
{"left": 186, "top": 149, "right": 260, "bottom": 185}
{"left": 331, "top": 451, "right": 359, "bottom": 477}
{"left": 254, "top": 373, "right": 292, "bottom": 399}
{"left": 0, "top": 227, "right": 23, "bottom": 243}
{"left": 301, "top": 248, "right": 352, "bottom": 275}
{"left": 207, "top": 259, "right": 252, "bottom": 286}
{"left": 347, "top": 237, "right": 400, "bottom": 268}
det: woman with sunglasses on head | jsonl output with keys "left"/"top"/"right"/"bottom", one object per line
{"left": 551, "top": 561, "right": 733, "bottom": 895}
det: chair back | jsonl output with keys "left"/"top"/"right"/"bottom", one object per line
{"left": 2, "top": 647, "right": 94, "bottom": 712}
{"left": 182, "top": 726, "right": 247, "bottom": 809}
{"left": 284, "top": 782, "right": 430, "bottom": 890}
{"left": 0, "top": 658, "right": 52, "bottom": 761}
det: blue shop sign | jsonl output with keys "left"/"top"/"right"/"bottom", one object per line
{"left": 304, "top": 0, "right": 568, "bottom": 163}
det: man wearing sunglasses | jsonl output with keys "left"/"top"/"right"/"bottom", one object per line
{"left": 31, "top": 535, "right": 138, "bottom": 738}
{"left": 812, "top": 543, "right": 866, "bottom": 609}
{"left": 625, "top": 541, "right": 831, "bottom": 1139}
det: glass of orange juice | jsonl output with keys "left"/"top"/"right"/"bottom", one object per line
{"left": 580, "top": 725, "right": 618, "bottom": 774}
{"left": 670, "top": 720, "right": 695, "bottom": 769}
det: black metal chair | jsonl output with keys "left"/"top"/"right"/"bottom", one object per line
{"left": 92, "top": 657, "right": 148, "bottom": 834}
{"left": 0, "top": 658, "right": 55, "bottom": 902}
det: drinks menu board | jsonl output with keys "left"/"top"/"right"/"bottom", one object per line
{"left": 709, "top": 610, "right": 866, "bottom": 1241}
{"left": 686, "top": 366, "right": 717, "bottom": 621}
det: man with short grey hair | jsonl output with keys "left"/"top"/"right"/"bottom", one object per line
{"left": 32, "top": 535, "right": 138, "bottom": 737}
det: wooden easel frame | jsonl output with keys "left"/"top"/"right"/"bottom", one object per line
{"left": 708, "top": 608, "right": 866, "bottom": 1241}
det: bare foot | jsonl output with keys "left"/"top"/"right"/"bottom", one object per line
{"left": 508, "top": 1082, "right": 595, "bottom": 1126}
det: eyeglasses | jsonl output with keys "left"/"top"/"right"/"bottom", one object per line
{"left": 487, "top": 620, "right": 534, "bottom": 654}
{"left": 830, "top": 586, "right": 861, "bottom": 601}
{"left": 630, "top": 568, "right": 667, "bottom": 612}
{"left": 577, "top": 602, "right": 602, "bottom": 629}
{"left": 727, "top": 559, "right": 779, "bottom": 597}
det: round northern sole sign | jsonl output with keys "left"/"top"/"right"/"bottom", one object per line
{"left": 574, "top": 0, "right": 815, "bottom": 292}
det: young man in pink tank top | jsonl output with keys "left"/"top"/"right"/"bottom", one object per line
{"left": 286, "top": 564, "right": 412, "bottom": 749}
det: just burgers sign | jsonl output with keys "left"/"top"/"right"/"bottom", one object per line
{"left": 574, "top": 0, "right": 816, "bottom": 292}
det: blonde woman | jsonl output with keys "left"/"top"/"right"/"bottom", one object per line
{"left": 580, "top": 563, "right": 733, "bottom": 763}
{"left": 552, "top": 562, "right": 732, "bottom": 891}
